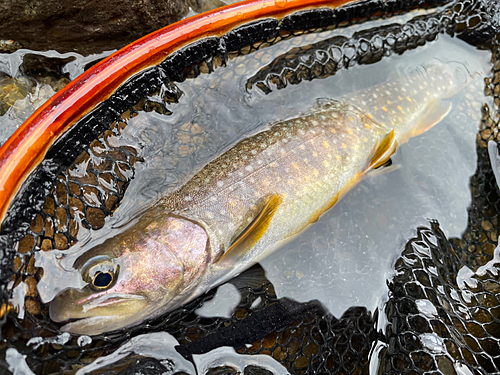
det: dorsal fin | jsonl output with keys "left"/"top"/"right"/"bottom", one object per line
{"left": 217, "top": 194, "right": 283, "bottom": 264}
{"left": 366, "top": 129, "right": 398, "bottom": 171}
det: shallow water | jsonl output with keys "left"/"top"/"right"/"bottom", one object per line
{"left": 0, "top": 8, "right": 493, "bottom": 374}
{"left": 0, "top": 49, "right": 112, "bottom": 145}
{"left": 89, "top": 34, "right": 489, "bottom": 321}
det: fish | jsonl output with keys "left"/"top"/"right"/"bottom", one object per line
{"left": 47, "top": 60, "right": 469, "bottom": 335}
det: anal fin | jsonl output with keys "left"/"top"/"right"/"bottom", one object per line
{"left": 411, "top": 99, "right": 452, "bottom": 137}
{"left": 367, "top": 129, "right": 398, "bottom": 171}
{"left": 217, "top": 194, "right": 283, "bottom": 265}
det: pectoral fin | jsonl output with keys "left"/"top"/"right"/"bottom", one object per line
{"left": 366, "top": 129, "right": 398, "bottom": 171}
{"left": 218, "top": 194, "right": 283, "bottom": 264}
{"left": 410, "top": 100, "right": 452, "bottom": 137}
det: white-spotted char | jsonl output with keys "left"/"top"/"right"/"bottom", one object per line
{"left": 47, "top": 60, "right": 468, "bottom": 335}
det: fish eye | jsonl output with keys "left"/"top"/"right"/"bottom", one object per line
{"left": 81, "top": 256, "right": 119, "bottom": 291}
{"left": 92, "top": 271, "right": 114, "bottom": 289}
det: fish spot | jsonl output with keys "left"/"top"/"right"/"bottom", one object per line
{"left": 299, "top": 144, "right": 306, "bottom": 150}
{"left": 304, "top": 176, "right": 311, "bottom": 182}
{"left": 292, "top": 162, "right": 299, "bottom": 169}
{"left": 382, "top": 106, "right": 388, "bottom": 112}
{"left": 242, "top": 155, "right": 248, "bottom": 160}
{"left": 311, "top": 120, "right": 319, "bottom": 126}
{"left": 298, "top": 129, "right": 305, "bottom": 135}
{"left": 184, "top": 196, "right": 193, "bottom": 202}
{"left": 406, "top": 97, "right": 412, "bottom": 102}
{"left": 330, "top": 127, "right": 337, "bottom": 133}
{"left": 347, "top": 129, "right": 354, "bottom": 135}
{"left": 217, "top": 181, "right": 224, "bottom": 188}
{"left": 245, "top": 166, "right": 253, "bottom": 172}
{"left": 386, "top": 100, "right": 391, "bottom": 104}
{"left": 363, "top": 137, "right": 368, "bottom": 142}
{"left": 263, "top": 179, "right": 270, "bottom": 186}
{"left": 336, "top": 155, "right": 341, "bottom": 160}
{"left": 323, "top": 160, "right": 329, "bottom": 167}
{"left": 398, "top": 95, "right": 403, "bottom": 100}
{"left": 397, "top": 105, "right": 403, "bottom": 111}
{"left": 341, "top": 143, "right": 347, "bottom": 149}
{"left": 251, "top": 150, "right": 257, "bottom": 155}
{"left": 348, "top": 116, "right": 354, "bottom": 121}
{"left": 288, "top": 179, "right": 295, "bottom": 185}
{"left": 322, "top": 141, "right": 330, "bottom": 148}
{"left": 206, "top": 212, "right": 214, "bottom": 219}
{"left": 313, "top": 169, "right": 319, "bottom": 176}
{"left": 364, "top": 123, "right": 371, "bottom": 129}
{"left": 366, "top": 113, "right": 373, "bottom": 120}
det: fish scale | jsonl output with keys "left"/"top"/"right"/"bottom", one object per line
{"left": 164, "top": 101, "right": 383, "bottom": 255}
{"left": 46, "top": 60, "right": 470, "bottom": 335}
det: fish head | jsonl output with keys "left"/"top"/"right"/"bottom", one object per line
{"left": 49, "top": 215, "right": 210, "bottom": 335}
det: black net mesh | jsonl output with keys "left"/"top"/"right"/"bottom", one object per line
{"left": 0, "top": 0, "right": 500, "bottom": 373}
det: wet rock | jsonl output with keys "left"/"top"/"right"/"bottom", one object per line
{"left": 0, "top": 0, "right": 190, "bottom": 55}
{"left": 0, "top": 76, "right": 32, "bottom": 116}
{"left": 0, "top": 40, "right": 22, "bottom": 53}
{"left": 20, "top": 54, "right": 75, "bottom": 81}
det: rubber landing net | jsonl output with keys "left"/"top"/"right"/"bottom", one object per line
{"left": 1, "top": 0, "right": 500, "bottom": 373}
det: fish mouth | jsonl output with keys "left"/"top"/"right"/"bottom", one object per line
{"left": 53, "top": 294, "right": 150, "bottom": 335}
{"left": 79, "top": 293, "right": 145, "bottom": 312}
{"left": 50, "top": 291, "right": 148, "bottom": 327}
{"left": 60, "top": 315, "right": 127, "bottom": 335}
